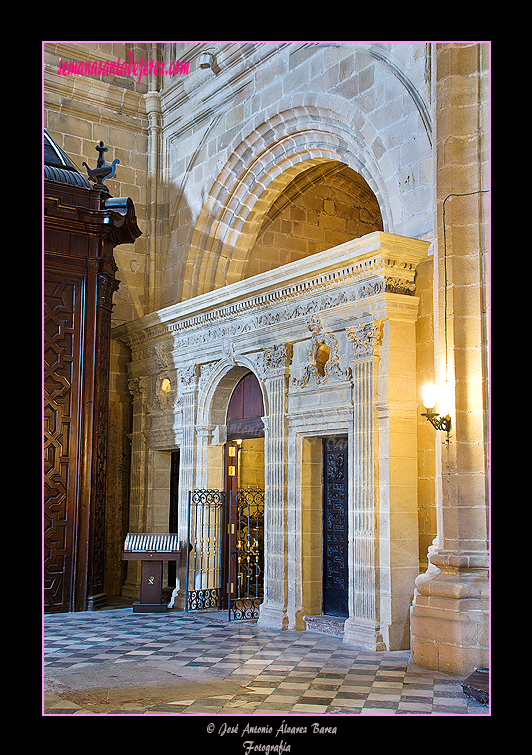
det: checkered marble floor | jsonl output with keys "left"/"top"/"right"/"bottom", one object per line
{"left": 43, "top": 609, "right": 488, "bottom": 715}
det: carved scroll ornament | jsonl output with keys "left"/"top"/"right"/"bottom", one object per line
{"left": 346, "top": 319, "right": 385, "bottom": 359}
{"left": 292, "top": 315, "right": 351, "bottom": 388}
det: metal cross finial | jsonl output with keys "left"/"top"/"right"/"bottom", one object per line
{"left": 82, "top": 140, "right": 120, "bottom": 191}
{"left": 95, "top": 140, "right": 108, "bottom": 168}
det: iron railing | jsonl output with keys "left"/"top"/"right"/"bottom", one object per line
{"left": 228, "top": 487, "right": 264, "bottom": 621}
{"left": 185, "top": 489, "right": 224, "bottom": 611}
{"left": 185, "top": 487, "right": 264, "bottom": 620}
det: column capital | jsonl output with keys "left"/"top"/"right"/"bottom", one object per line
{"left": 260, "top": 343, "right": 292, "bottom": 379}
{"left": 127, "top": 376, "right": 149, "bottom": 399}
{"left": 346, "top": 318, "right": 385, "bottom": 360}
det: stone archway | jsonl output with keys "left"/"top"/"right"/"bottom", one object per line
{"left": 195, "top": 359, "right": 268, "bottom": 490}
{"left": 183, "top": 107, "right": 392, "bottom": 300}
{"left": 245, "top": 161, "right": 383, "bottom": 279}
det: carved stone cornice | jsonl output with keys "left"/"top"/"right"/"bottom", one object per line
{"left": 113, "top": 233, "right": 429, "bottom": 354}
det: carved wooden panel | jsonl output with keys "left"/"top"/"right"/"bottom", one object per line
{"left": 323, "top": 436, "right": 349, "bottom": 617}
{"left": 44, "top": 134, "right": 140, "bottom": 613}
{"left": 43, "top": 273, "right": 83, "bottom": 612}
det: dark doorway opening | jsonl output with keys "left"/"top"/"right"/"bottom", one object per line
{"left": 168, "top": 450, "right": 180, "bottom": 588}
{"left": 322, "top": 436, "right": 349, "bottom": 617}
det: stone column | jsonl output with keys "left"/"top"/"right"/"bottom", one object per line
{"left": 410, "top": 43, "right": 489, "bottom": 675}
{"left": 257, "top": 345, "right": 291, "bottom": 630}
{"left": 144, "top": 86, "right": 162, "bottom": 313}
{"left": 178, "top": 364, "right": 199, "bottom": 513}
{"left": 195, "top": 425, "right": 212, "bottom": 490}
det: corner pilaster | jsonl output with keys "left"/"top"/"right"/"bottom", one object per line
{"left": 342, "top": 319, "right": 386, "bottom": 651}
{"left": 257, "top": 345, "right": 291, "bottom": 630}
{"left": 121, "top": 376, "right": 149, "bottom": 600}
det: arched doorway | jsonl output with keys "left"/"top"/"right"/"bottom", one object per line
{"left": 225, "top": 371, "right": 265, "bottom": 493}
{"left": 224, "top": 373, "right": 265, "bottom": 620}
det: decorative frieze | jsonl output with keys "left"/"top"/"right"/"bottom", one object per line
{"left": 115, "top": 233, "right": 428, "bottom": 365}
{"left": 128, "top": 282, "right": 383, "bottom": 361}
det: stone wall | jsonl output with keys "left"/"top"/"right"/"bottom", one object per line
{"left": 44, "top": 39, "right": 434, "bottom": 605}
{"left": 157, "top": 42, "right": 433, "bottom": 305}
{"left": 44, "top": 41, "right": 433, "bottom": 317}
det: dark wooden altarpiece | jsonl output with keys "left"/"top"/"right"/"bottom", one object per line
{"left": 44, "top": 132, "right": 141, "bottom": 612}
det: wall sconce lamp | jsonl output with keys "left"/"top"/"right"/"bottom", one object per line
{"left": 421, "top": 383, "right": 452, "bottom": 432}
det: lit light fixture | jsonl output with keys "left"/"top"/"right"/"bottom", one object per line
{"left": 421, "top": 383, "right": 452, "bottom": 432}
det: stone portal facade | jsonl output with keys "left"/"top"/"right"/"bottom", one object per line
{"left": 114, "top": 231, "right": 429, "bottom": 651}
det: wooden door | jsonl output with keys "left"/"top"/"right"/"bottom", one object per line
{"left": 168, "top": 450, "right": 180, "bottom": 587}
{"left": 44, "top": 273, "right": 84, "bottom": 612}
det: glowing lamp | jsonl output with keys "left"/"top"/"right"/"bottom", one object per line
{"left": 421, "top": 383, "right": 452, "bottom": 432}
{"left": 422, "top": 384, "right": 437, "bottom": 410}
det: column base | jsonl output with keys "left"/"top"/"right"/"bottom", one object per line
{"left": 257, "top": 601, "right": 289, "bottom": 630}
{"left": 342, "top": 616, "right": 387, "bottom": 651}
{"left": 410, "top": 556, "right": 489, "bottom": 675}
{"left": 121, "top": 579, "right": 140, "bottom": 601}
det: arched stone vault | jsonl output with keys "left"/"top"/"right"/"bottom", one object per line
{"left": 182, "top": 107, "right": 396, "bottom": 300}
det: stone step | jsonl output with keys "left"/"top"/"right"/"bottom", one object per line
{"left": 304, "top": 614, "right": 346, "bottom": 637}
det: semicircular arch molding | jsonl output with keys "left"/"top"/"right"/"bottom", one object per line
{"left": 197, "top": 358, "right": 269, "bottom": 433}
{"left": 183, "top": 107, "right": 394, "bottom": 299}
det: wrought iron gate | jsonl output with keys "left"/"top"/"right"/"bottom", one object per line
{"left": 185, "top": 488, "right": 265, "bottom": 620}
{"left": 185, "top": 490, "right": 224, "bottom": 611}
{"left": 228, "top": 487, "right": 264, "bottom": 620}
